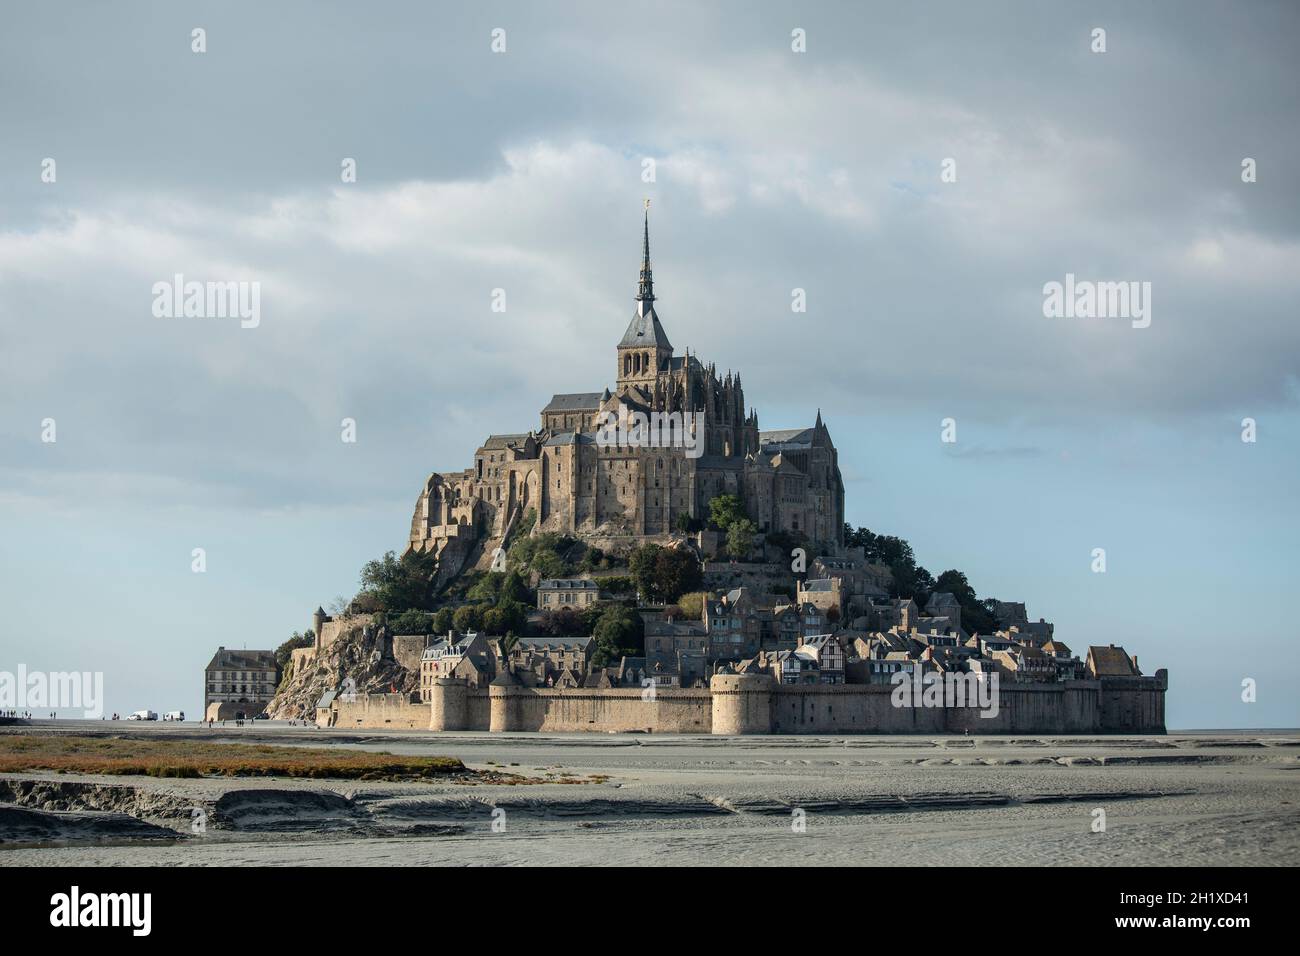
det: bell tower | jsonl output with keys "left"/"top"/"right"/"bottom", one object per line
{"left": 617, "top": 201, "right": 673, "bottom": 388}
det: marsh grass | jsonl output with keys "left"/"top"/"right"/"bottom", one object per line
{"left": 0, "top": 735, "right": 466, "bottom": 781}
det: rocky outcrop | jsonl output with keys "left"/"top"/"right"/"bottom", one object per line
{"left": 267, "top": 619, "right": 417, "bottom": 720}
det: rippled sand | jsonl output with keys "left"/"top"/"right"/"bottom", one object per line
{"left": 3, "top": 724, "right": 1297, "bottom": 866}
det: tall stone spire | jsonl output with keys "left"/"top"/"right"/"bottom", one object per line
{"left": 636, "top": 200, "right": 655, "bottom": 309}
{"left": 617, "top": 203, "right": 672, "bottom": 384}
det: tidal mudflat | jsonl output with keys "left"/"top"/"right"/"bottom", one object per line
{"left": 2, "top": 723, "right": 1297, "bottom": 866}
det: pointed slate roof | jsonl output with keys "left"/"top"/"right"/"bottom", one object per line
{"left": 619, "top": 306, "right": 672, "bottom": 350}
{"left": 619, "top": 206, "right": 672, "bottom": 351}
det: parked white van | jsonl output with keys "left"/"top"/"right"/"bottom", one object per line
{"left": 164, "top": 711, "right": 185, "bottom": 722}
{"left": 128, "top": 710, "right": 158, "bottom": 721}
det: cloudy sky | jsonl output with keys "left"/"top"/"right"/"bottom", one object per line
{"left": 2, "top": 1, "right": 1297, "bottom": 727}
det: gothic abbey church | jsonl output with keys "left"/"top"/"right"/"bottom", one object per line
{"left": 407, "top": 212, "right": 845, "bottom": 568}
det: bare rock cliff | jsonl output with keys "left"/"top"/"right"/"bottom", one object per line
{"left": 267, "top": 619, "right": 418, "bottom": 720}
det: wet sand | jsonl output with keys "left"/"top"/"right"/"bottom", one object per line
{"left": 3, "top": 723, "right": 1298, "bottom": 866}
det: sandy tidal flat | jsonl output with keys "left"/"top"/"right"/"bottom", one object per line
{"left": 2, "top": 724, "right": 1297, "bottom": 866}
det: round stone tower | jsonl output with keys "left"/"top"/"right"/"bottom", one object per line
{"left": 311, "top": 606, "right": 327, "bottom": 650}
{"left": 428, "top": 678, "right": 468, "bottom": 732}
{"left": 710, "top": 673, "right": 775, "bottom": 735}
{"left": 488, "top": 675, "right": 525, "bottom": 733}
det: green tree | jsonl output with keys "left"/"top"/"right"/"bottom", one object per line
{"left": 531, "top": 549, "right": 566, "bottom": 578}
{"left": 500, "top": 569, "right": 529, "bottom": 604}
{"left": 628, "top": 544, "right": 662, "bottom": 600}
{"left": 597, "top": 575, "right": 636, "bottom": 596}
{"left": 508, "top": 531, "right": 581, "bottom": 577}
{"left": 389, "top": 609, "right": 434, "bottom": 635}
{"left": 432, "top": 607, "right": 454, "bottom": 635}
{"left": 589, "top": 605, "right": 644, "bottom": 668}
{"left": 493, "top": 597, "right": 528, "bottom": 635}
{"left": 630, "top": 544, "right": 701, "bottom": 603}
{"left": 466, "top": 572, "right": 503, "bottom": 604}
{"left": 535, "top": 606, "right": 585, "bottom": 637}
{"left": 843, "top": 526, "right": 936, "bottom": 601}
{"left": 653, "top": 547, "right": 702, "bottom": 602}
{"left": 707, "top": 494, "right": 746, "bottom": 531}
{"left": 481, "top": 607, "right": 507, "bottom": 635}
{"left": 912, "top": 566, "right": 936, "bottom": 601}
{"left": 934, "top": 569, "right": 977, "bottom": 606}
{"left": 349, "top": 591, "right": 384, "bottom": 614}
{"left": 934, "top": 569, "right": 997, "bottom": 634}
{"left": 452, "top": 604, "right": 483, "bottom": 633}
{"left": 765, "top": 529, "right": 808, "bottom": 555}
{"left": 580, "top": 603, "right": 606, "bottom": 636}
{"left": 357, "top": 549, "right": 439, "bottom": 612}
{"left": 676, "top": 591, "right": 707, "bottom": 621}
{"left": 726, "top": 518, "right": 757, "bottom": 560}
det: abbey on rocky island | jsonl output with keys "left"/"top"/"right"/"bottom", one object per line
{"left": 406, "top": 210, "right": 845, "bottom": 568}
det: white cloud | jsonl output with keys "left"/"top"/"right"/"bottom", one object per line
{"left": 3, "top": 37, "right": 1299, "bottom": 508}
